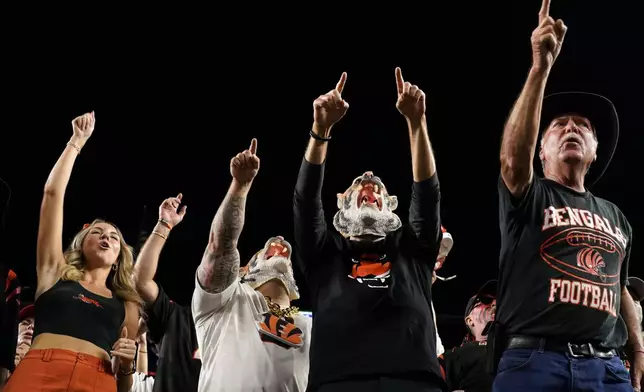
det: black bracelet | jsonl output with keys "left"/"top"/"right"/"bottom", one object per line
{"left": 118, "top": 363, "right": 136, "bottom": 377}
{"left": 309, "top": 129, "right": 331, "bottom": 142}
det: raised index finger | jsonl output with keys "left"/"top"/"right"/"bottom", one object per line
{"left": 249, "top": 138, "right": 258, "bottom": 155}
{"left": 539, "top": 0, "right": 551, "bottom": 22}
{"left": 395, "top": 67, "right": 404, "bottom": 95}
{"left": 335, "top": 72, "right": 347, "bottom": 94}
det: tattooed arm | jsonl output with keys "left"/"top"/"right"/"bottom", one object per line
{"left": 193, "top": 139, "right": 258, "bottom": 320}
{"left": 197, "top": 180, "right": 249, "bottom": 293}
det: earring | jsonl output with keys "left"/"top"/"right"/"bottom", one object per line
{"left": 112, "top": 264, "right": 118, "bottom": 271}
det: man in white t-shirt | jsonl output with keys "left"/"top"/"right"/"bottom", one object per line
{"left": 129, "top": 372, "right": 155, "bottom": 392}
{"left": 192, "top": 138, "right": 311, "bottom": 392}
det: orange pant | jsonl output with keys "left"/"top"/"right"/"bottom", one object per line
{"left": 4, "top": 348, "right": 116, "bottom": 392}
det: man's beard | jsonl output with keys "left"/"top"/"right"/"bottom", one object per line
{"left": 333, "top": 205, "right": 402, "bottom": 238}
{"left": 242, "top": 256, "right": 300, "bottom": 300}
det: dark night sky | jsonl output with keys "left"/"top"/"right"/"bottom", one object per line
{"left": 1, "top": 2, "right": 641, "bottom": 349}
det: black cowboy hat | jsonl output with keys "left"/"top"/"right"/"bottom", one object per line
{"left": 464, "top": 280, "right": 497, "bottom": 319}
{"left": 628, "top": 277, "right": 644, "bottom": 302}
{"left": 536, "top": 92, "right": 620, "bottom": 188}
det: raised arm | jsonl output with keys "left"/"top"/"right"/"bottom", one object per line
{"left": 134, "top": 194, "right": 186, "bottom": 303}
{"left": 395, "top": 67, "right": 435, "bottom": 182}
{"left": 499, "top": 0, "right": 567, "bottom": 198}
{"left": 395, "top": 68, "right": 441, "bottom": 249}
{"left": 197, "top": 139, "right": 259, "bottom": 293}
{"left": 304, "top": 72, "right": 348, "bottom": 165}
{"left": 293, "top": 73, "right": 349, "bottom": 260}
{"left": 37, "top": 112, "right": 95, "bottom": 294}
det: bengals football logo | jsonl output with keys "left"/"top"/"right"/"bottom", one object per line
{"left": 257, "top": 313, "right": 304, "bottom": 349}
{"left": 348, "top": 253, "right": 391, "bottom": 289}
{"left": 73, "top": 294, "right": 103, "bottom": 308}
{"left": 540, "top": 228, "right": 623, "bottom": 286}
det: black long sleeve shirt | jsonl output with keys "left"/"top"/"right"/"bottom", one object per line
{"left": 293, "top": 159, "right": 446, "bottom": 391}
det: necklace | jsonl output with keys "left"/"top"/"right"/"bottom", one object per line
{"left": 264, "top": 296, "right": 299, "bottom": 318}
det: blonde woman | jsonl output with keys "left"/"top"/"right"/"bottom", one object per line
{"left": 4, "top": 112, "right": 141, "bottom": 392}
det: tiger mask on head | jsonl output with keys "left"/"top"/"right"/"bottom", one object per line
{"left": 333, "top": 171, "right": 402, "bottom": 239}
{"left": 241, "top": 236, "right": 300, "bottom": 300}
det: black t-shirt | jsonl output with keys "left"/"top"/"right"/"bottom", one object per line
{"left": 438, "top": 341, "right": 492, "bottom": 392}
{"left": 496, "top": 176, "right": 632, "bottom": 348}
{"left": 0, "top": 268, "right": 19, "bottom": 372}
{"left": 146, "top": 285, "right": 200, "bottom": 392}
{"left": 293, "top": 159, "right": 447, "bottom": 391}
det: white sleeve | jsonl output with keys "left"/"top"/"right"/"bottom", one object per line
{"left": 128, "top": 373, "right": 155, "bottom": 392}
{"left": 432, "top": 302, "right": 445, "bottom": 355}
{"left": 192, "top": 273, "right": 240, "bottom": 324}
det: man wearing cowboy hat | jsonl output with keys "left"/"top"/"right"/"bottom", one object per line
{"left": 439, "top": 280, "right": 496, "bottom": 392}
{"left": 494, "top": 0, "right": 636, "bottom": 390}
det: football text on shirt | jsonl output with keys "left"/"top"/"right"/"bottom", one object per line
{"left": 548, "top": 278, "right": 617, "bottom": 317}
{"left": 541, "top": 205, "right": 627, "bottom": 317}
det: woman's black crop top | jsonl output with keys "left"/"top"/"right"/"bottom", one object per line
{"left": 33, "top": 280, "right": 125, "bottom": 354}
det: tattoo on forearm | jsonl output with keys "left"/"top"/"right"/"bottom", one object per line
{"left": 198, "top": 194, "right": 246, "bottom": 293}
{"left": 198, "top": 250, "right": 240, "bottom": 293}
{"left": 213, "top": 195, "right": 245, "bottom": 251}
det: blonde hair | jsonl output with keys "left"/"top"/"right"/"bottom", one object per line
{"left": 60, "top": 219, "right": 143, "bottom": 306}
